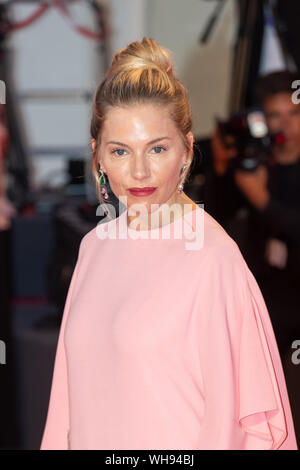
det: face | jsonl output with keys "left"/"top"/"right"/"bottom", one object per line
{"left": 92, "top": 103, "right": 193, "bottom": 216}
{"left": 263, "top": 92, "right": 300, "bottom": 156}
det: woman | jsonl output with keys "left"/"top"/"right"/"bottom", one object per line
{"left": 40, "top": 37, "right": 298, "bottom": 450}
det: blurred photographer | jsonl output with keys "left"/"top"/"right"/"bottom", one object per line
{"left": 201, "top": 70, "right": 300, "bottom": 359}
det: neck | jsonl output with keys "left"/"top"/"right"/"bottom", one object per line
{"left": 126, "top": 192, "right": 198, "bottom": 231}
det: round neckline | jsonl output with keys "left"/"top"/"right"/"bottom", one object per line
{"left": 120, "top": 205, "right": 200, "bottom": 237}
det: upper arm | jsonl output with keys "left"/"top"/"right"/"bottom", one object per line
{"left": 40, "top": 238, "right": 85, "bottom": 450}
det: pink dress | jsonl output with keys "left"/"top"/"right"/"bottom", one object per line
{"left": 40, "top": 205, "right": 298, "bottom": 450}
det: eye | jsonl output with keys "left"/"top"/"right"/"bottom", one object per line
{"left": 267, "top": 113, "right": 280, "bottom": 120}
{"left": 111, "top": 148, "right": 127, "bottom": 156}
{"left": 151, "top": 146, "right": 166, "bottom": 154}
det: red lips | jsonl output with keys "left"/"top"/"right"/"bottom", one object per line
{"left": 128, "top": 187, "right": 157, "bottom": 196}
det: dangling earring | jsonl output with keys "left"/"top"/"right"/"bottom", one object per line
{"left": 177, "top": 163, "right": 187, "bottom": 194}
{"left": 177, "top": 183, "right": 184, "bottom": 194}
{"left": 97, "top": 163, "right": 109, "bottom": 200}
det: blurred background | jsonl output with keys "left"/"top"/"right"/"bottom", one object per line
{"left": 0, "top": 0, "right": 300, "bottom": 449}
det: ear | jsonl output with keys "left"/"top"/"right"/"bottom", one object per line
{"left": 186, "top": 131, "right": 194, "bottom": 151}
{"left": 186, "top": 131, "right": 194, "bottom": 163}
{"left": 91, "top": 138, "right": 96, "bottom": 153}
{"left": 92, "top": 138, "right": 107, "bottom": 173}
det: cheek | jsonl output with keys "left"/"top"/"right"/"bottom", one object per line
{"left": 155, "top": 160, "right": 181, "bottom": 187}
{"left": 267, "top": 118, "right": 281, "bottom": 133}
{"left": 293, "top": 118, "right": 300, "bottom": 133}
{"left": 285, "top": 119, "right": 300, "bottom": 140}
{"left": 103, "top": 160, "right": 127, "bottom": 186}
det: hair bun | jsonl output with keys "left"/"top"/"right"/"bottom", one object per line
{"left": 108, "top": 37, "right": 174, "bottom": 77}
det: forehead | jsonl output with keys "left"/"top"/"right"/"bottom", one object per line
{"left": 263, "top": 92, "right": 298, "bottom": 112}
{"left": 101, "top": 103, "right": 178, "bottom": 139}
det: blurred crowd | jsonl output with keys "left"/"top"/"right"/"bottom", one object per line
{"left": 195, "top": 70, "right": 300, "bottom": 361}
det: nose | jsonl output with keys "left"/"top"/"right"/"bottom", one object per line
{"left": 130, "top": 154, "right": 151, "bottom": 181}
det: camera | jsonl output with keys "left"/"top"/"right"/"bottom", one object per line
{"left": 217, "top": 108, "right": 286, "bottom": 171}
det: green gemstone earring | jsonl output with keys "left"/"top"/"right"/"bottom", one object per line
{"left": 98, "top": 163, "right": 109, "bottom": 200}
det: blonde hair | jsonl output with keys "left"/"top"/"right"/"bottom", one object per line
{"left": 90, "top": 37, "right": 193, "bottom": 203}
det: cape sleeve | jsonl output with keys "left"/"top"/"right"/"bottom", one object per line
{"left": 197, "top": 245, "right": 298, "bottom": 450}
{"left": 40, "top": 241, "right": 83, "bottom": 450}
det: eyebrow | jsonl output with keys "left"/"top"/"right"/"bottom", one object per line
{"left": 105, "top": 137, "right": 171, "bottom": 148}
